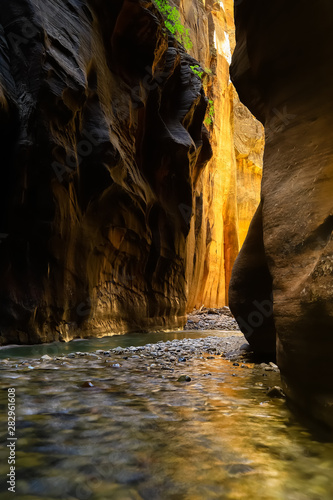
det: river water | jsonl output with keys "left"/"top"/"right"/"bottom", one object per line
{"left": 1, "top": 331, "right": 333, "bottom": 500}
{"left": 0, "top": 331, "right": 237, "bottom": 359}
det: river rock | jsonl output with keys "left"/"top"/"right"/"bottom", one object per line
{"left": 177, "top": 375, "right": 191, "bottom": 382}
{"left": 267, "top": 387, "right": 285, "bottom": 400}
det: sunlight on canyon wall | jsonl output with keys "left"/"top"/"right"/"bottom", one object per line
{"left": 0, "top": 0, "right": 262, "bottom": 344}
{"left": 177, "top": 0, "right": 264, "bottom": 310}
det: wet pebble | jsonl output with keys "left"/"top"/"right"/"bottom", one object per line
{"left": 113, "top": 347, "right": 124, "bottom": 355}
{"left": 227, "top": 463, "right": 254, "bottom": 476}
{"left": 267, "top": 386, "right": 285, "bottom": 399}
{"left": 41, "top": 355, "right": 52, "bottom": 361}
{"left": 81, "top": 381, "right": 94, "bottom": 388}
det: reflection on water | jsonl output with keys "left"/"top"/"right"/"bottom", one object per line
{"left": 0, "top": 331, "right": 241, "bottom": 359}
{"left": 1, "top": 342, "right": 333, "bottom": 499}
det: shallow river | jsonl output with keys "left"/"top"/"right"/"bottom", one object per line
{"left": 1, "top": 331, "right": 333, "bottom": 500}
{"left": 0, "top": 331, "right": 237, "bottom": 359}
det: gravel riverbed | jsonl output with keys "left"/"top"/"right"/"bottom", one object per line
{"left": 185, "top": 306, "right": 239, "bottom": 331}
{"left": 3, "top": 332, "right": 318, "bottom": 500}
{"left": 0, "top": 334, "right": 281, "bottom": 397}
{"left": 2, "top": 312, "right": 333, "bottom": 500}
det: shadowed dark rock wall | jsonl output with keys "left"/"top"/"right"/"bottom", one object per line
{"left": 0, "top": 0, "right": 212, "bottom": 344}
{"left": 229, "top": 0, "right": 333, "bottom": 428}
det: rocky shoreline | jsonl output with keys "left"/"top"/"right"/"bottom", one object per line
{"left": 2, "top": 330, "right": 311, "bottom": 500}
{"left": 185, "top": 306, "right": 239, "bottom": 331}
{"left": 0, "top": 306, "right": 285, "bottom": 399}
{"left": 0, "top": 333, "right": 283, "bottom": 399}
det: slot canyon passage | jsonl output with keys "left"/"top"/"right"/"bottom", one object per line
{"left": 1, "top": 0, "right": 333, "bottom": 499}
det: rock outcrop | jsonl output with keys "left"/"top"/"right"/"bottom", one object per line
{"left": 0, "top": 0, "right": 212, "bottom": 344}
{"left": 229, "top": 0, "right": 333, "bottom": 428}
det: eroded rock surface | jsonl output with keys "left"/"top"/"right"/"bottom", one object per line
{"left": 0, "top": 0, "right": 212, "bottom": 344}
{"left": 229, "top": 0, "right": 333, "bottom": 427}
{"left": 0, "top": 0, "right": 264, "bottom": 346}
{"left": 178, "top": 0, "right": 264, "bottom": 309}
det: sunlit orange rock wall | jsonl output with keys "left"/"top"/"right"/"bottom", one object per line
{"left": 177, "top": 0, "right": 264, "bottom": 310}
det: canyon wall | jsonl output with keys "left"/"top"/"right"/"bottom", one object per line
{"left": 0, "top": 0, "right": 212, "bottom": 344}
{"left": 0, "top": 0, "right": 263, "bottom": 345}
{"left": 177, "top": 0, "right": 264, "bottom": 309}
{"left": 229, "top": 0, "right": 333, "bottom": 428}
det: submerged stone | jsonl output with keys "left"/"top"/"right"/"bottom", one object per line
{"left": 267, "top": 386, "right": 285, "bottom": 399}
{"left": 177, "top": 375, "right": 191, "bottom": 382}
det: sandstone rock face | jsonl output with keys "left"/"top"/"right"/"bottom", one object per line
{"left": 229, "top": 203, "right": 276, "bottom": 354}
{"left": 0, "top": 0, "right": 212, "bottom": 344}
{"left": 0, "top": 0, "right": 263, "bottom": 345}
{"left": 233, "top": 97, "right": 264, "bottom": 247}
{"left": 177, "top": 0, "right": 264, "bottom": 309}
{"left": 230, "top": 0, "right": 333, "bottom": 428}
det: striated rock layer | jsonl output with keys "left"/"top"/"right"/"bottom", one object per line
{"left": 177, "top": 0, "right": 264, "bottom": 309}
{"left": 229, "top": 0, "right": 333, "bottom": 428}
{"left": 0, "top": 0, "right": 212, "bottom": 344}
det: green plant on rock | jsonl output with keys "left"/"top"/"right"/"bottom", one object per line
{"left": 190, "top": 64, "right": 204, "bottom": 79}
{"left": 190, "top": 65, "right": 214, "bottom": 84}
{"left": 154, "top": 0, "right": 193, "bottom": 51}
{"left": 204, "top": 99, "right": 215, "bottom": 127}
{"left": 190, "top": 66, "right": 215, "bottom": 127}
